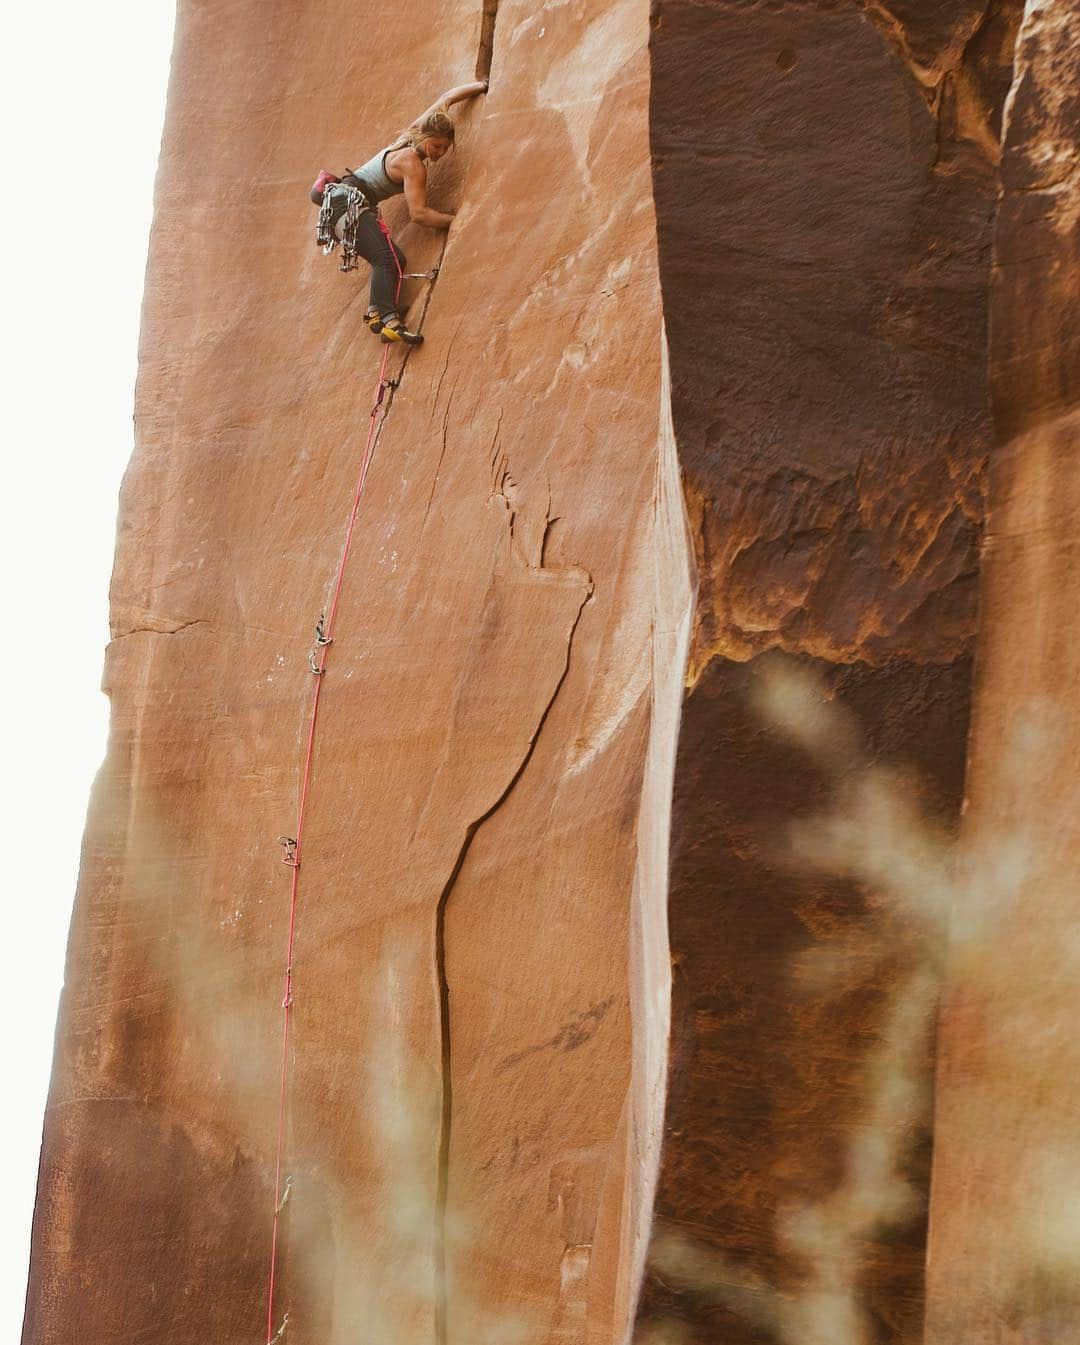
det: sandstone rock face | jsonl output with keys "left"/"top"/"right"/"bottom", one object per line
{"left": 22, "top": 1, "right": 1079, "bottom": 1344}
{"left": 925, "top": 3, "right": 1080, "bottom": 1341}
{"left": 636, "top": 2, "right": 1017, "bottom": 1342}
{"left": 23, "top": 3, "right": 692, "bottom": 1343}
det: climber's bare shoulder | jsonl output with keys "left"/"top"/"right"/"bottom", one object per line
{"left": 385, "top": 146, "right": 427, "bottom": 185}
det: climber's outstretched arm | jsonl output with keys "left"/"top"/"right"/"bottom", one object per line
{"left": 417, "top": 80, "right": 488, "bottom": 123}
{"left": 400, "top": 151, "right": 456, "bottom": 229}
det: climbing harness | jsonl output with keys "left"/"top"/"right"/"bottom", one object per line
{"left": 312, "top": 168, "right": 442, "bottom": 284}
{"left": 309, "top": 168, "right": 340, "bottom": 206}
{"left": 264, "top": 228, "right": 411, "bottom": 1345}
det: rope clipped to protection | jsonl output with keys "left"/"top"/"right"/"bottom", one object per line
{"left": 264, "top": 233, "right": 408, "bottom": 1345}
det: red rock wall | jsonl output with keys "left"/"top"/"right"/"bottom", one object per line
{"left": 925, "top": 3, "right": 1080, "bottom": 1340}
{"left": 22, "top": 2, "right": 693, "bottom": 1343}
{"left": 637, "top": 1, "right": 1019, "bottom": 1342}
{"left": 26, "top": 0, "right": 1078, "bottom": 1343}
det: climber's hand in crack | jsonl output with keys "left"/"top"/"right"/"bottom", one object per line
{"left": 418, "top": 80, "right": 488, "bottom": 123}
{"left": 346, "top": 80, "right": 487, "bottom": 346}
{"left": 396, "top": 80, "right": 488, "bottom": 227}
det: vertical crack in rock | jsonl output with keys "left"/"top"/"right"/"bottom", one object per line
{"left": 433, "top": 589, "right": 591, "bottom": 1345}
{"left": 430, "top": 6, "right": 507, "bottom": 1337}
{"left": 856, "top": 0, "right": 1023, "bottom": 164}
{"left": 360, "top": 0, "right": 502, "bottom": 480}
{"left": 343, "top": 9, "right": 514, "bottom": 1339}
{"left": 476, "top": 0, "right": 500, "bottom": 80}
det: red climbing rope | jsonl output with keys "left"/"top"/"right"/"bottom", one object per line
{"left": 265, "top": 224, "right": 407, "bottom": 1344}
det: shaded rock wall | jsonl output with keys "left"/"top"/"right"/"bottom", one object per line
{"left": 637, "top": 1, "right": 1019, "bottom": 1342}
{"left": 22, "top": 2, "right": 692, "bottom": 1344}
{"left": 925, "top": 2, "right": 1080, "bottom": 1340}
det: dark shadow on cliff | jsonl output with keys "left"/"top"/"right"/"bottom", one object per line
{"left": 639, "top": 0, "right": 1020, "bottom": 1339}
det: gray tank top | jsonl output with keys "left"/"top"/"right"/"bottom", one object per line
{"left": 352, "top": 145, "right": 405, "bottom": 205}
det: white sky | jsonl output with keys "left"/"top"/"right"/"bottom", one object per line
{"left": 0, "top": 3, "right": 177, "bottom": 1335}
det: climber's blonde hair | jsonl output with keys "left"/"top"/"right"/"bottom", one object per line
{"left": 390, "top": 106, "right": 456, "bottom": 154}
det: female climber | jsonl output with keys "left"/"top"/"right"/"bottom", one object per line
{"left": 324, "top": 80, "right": 488, "bottom": 347}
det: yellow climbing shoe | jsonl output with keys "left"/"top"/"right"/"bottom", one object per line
{"left": 380, "top": 318, "right": 423, "bottom": 347}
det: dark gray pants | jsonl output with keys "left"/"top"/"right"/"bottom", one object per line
{"left": 351, "top": 210, "right": 406, "bottom": 319}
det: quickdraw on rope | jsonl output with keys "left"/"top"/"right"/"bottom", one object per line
{"left": 264, "top": 228, "right": 408, "bottom": 1345}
